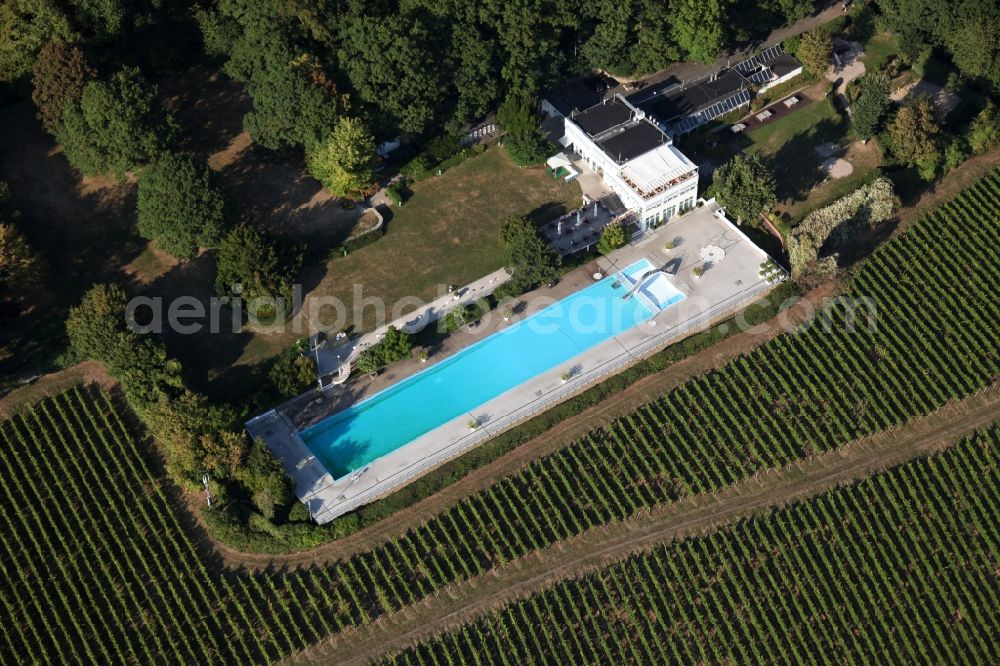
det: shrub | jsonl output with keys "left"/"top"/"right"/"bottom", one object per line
{"left": 442, "top": 303, "right": 482, "bottom": 332}
{"left": 386, "top": 182, "right": 406, "bottom": 206}
{"left": 400, "top": 154, "right": 433, "bottom": 180}
{"left": 783, "top": 35, "right": 801, "bottom": 57}
{"left": 424, "top": 134, "right": 461, "bottom": 163}
{"left": 787, "top": 178, "right": 895, "bottom": 279}
{"left": 596, "top": 220, "right": 631, "bottom": 254}
{"left": 268, "top": 344, "right": 316, "bottom": 398}
{"left": 943, "top": 137, "right": 969, "bottom": 173}
{"left": 968, "top": 102, "right": 999, "bottom": 154}
{"left": 288, "top": 502, "right": 310, "bottom": 522}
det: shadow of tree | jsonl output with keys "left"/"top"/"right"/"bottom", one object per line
{"left": 0, "top": 102, "right": 150, "bottom": 376}
{"left": 763, "top": 118, "right": 843, "bottom": 203}
{"left": 527, "top": 200, "right": 570, "bottom": 224}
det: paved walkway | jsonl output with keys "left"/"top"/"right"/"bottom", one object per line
{"left": 313, "top": 268, "right": 512, "bottom": 378}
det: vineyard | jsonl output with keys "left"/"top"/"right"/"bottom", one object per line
{"left": 381, "top": 425, "right": 1000, "bottom": 664}
{"left": 1, "top": 170, "right": 999, "bottom": 663}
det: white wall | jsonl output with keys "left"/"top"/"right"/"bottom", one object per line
{"left": 758, "top": 66, "right": 804, "bottom": 93}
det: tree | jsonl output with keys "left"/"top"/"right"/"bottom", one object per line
{"left": 851, "top": 73, "right": 890, "bottom": 141}
{"left": 631, "top": 0, "right": 681, "bottom": 74}
{"left": 497, "top": 92, "right": 551, "bottom": 166}
{"left": 0, "top": 0, "right": 74, "bottom": 83}
{"left": 57, "top": 67, "right": 173, "bottom": 179}
{"left": 889, "top": 97, "right": 940, "bottom": 176}
{"left": 499, "top": 215, "right": 559, "bottom": 291}
{"left": 268, "top": 345, "right": 316, "bottom": 398}
{"left": 0, "top": 223, "right": 45, "bottom": 290}
{"left": 31, "top": 40, "right": 95, "bottom": 135}
{"left": 65, "top": 282, "right": 132, "bottom": 363}
{"left": 0, "top": 182, "right": 45, "bottom": 291}
{"left": 355, "top": 348, "right": 385, "bottom": 375}
{"left": 448, "top": 24, "right": 501, "bottom": 131}
{"left": 236, "top": 438, "right": 292, "bottom": 520}
{"left": 945, "top": 14, "right": 1000, "bottom": 87}
{"left": 712, "top": 154, "right": 777, "bottom": 224}
{"left": 339, "top": 16, "right": 446, "bottom": 135}
{"left": 968, "top": 102, "right": 1000, "bottom": 155}
{"left": 137, "top": 152, "right": 226, "bottom": 259}
{"left": 769, "top": 0, "right": 813, "bottom": 23}
{"left": 242, "top": 49, "right": 341, "bottom": 150}
{"left": 379, "top": 326, "right": 412, "bottom": 363}
{"left": 581, "top": 0, "right": 637, "bottom": 75}
{"left": 671, "top": 0, "right": 725, "bottom": 64}
{"left": 797, "top": 28, "right": 832, "bottom": 77}
{"left": 596, "top": 221, "right": 631, "bottom": 254}
{"left": 143, "top": 389, "right": 243, "bottom": 480}
{"left": 215, "top": 225, "right": 302, "bottom": 315}
{"left": 306, "top": 117, "right": 377, "bottom": 198}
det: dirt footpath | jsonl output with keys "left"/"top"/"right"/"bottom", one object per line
{"left": 290, "top": 385, "right": 1000, "bottom": 666}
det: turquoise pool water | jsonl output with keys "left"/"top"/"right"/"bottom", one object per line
{"left": 300, "top": 262, "right": 656, "bottom": 478}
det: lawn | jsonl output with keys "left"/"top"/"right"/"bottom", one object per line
{"left": 304, "top": 144, "right": 581, "bottom": 332}
{"left": 861, "top": 33, "right": 900, "bottom": 72}
{"left": 742, "top": 95, "right": 882, "bottom": 224}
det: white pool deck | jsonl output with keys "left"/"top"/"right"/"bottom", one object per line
{"left": 247, "top": 201, "right": 785, "bottom": 524}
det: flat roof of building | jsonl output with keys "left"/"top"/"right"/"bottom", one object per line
{"left": 573, "top": 97, "right": 634, "bottom": 137}
{"left": 769, "top": 53, "right": 802, "bottom": 78}
{"left": 598, "top": 120, "right": 667, "bottom": 164}
{"left": 543, "top": 74, "right": 617, "bottom": 117}
{"left": 632, "top": 70, "right": 746, "bottom": 123}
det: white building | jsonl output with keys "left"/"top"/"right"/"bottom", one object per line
{"left": 546, "top": 95, "right": 699, "bottom": 231}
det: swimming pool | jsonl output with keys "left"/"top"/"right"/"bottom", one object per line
{"left": 300, "top": 261, "right": 658, "bottom": 478}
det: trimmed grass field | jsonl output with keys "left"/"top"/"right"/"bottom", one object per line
{"left": 744, "top": 95, "right": 882, "bottom": 223}
{"left": 861, "top": 33, "right": 900, "bottom": 73}
{"left": 305, "top": 145, "right": 580, "bottom": 331}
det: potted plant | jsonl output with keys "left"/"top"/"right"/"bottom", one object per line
{"left": 692, "top": 265, "right": 705, "bottom": 278}
{"left": 417, "top": 350, "right": 429, "bottom": 363}
{"left": 467, "top": 419, "right": 480, "bottom": 431}
{"left": 560, "top": 371, "right": 571, "bottom": 383}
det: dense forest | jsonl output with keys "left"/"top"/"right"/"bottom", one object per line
{"left": 4, "top": 0, "right": 997, "bottom": 144}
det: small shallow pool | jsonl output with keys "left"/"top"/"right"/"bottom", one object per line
{"left": 300, "top": 261, "right": 668, "bottom": 478}
{"left": 621, "top": 258, "right": 686, "bottom": 312}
